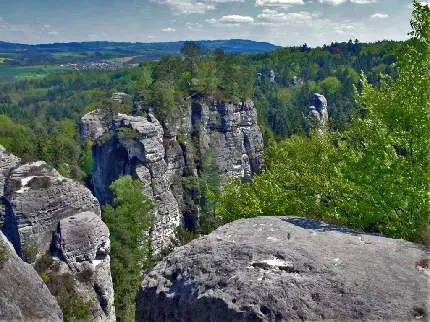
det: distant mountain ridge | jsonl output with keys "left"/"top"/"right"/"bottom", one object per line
{"left": 0, "top": 39, "right": 281, "bottom": 55}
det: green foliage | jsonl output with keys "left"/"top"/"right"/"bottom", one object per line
{"left": 33, "top": 253, "right": 95, "bottom": 322}
{"left": 61, "top": 296, "right": 95, "bottom": 322}
{"left": 198, "top": 151, "right": 223, "bottom": 234}
{"left": 217, "top": 3, "right": 430, "bottom": 243}
{"left": 21, "top": 242, "right": 38, "bottom": 263}
{"left": 102, "top": 175, "right": 154, "bottom": 322}
{"left": 0, "top": 240, "right": 9, "bottom": 269}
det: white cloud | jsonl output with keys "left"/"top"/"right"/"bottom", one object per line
{"left": 419, "top": 1, "right": 430, "bottom": 6}
{"left": 219, "top": 15, "right": 254, "bottom": 23}
{"left": 257, "top": 9, "right": 315, "bottom": 22}
{"left": 318, "top": 0, "right": 346, "bottom": 5}
{"left": 255, "top": 0, "right": 304, "bottom": 8}
{"left": 371, "top": 13, "right": 388, "bottom": 19}
{"left": 162, "top": 27, "right": 176, "bottom": 32}
{"left": 152, "top": 0, "right": 244, "bottom": 14}
{"left": 350, "top": 0, "right": 377, "bottom": 3}
{"left": 186, "top": 22, "right": 203, "bottom": 31}
{"left": 207, "top": 14, "right": 255, "bottom": 27}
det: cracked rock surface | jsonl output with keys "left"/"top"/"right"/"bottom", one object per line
{"left": 2, "top": 161, "right": 100, "bottom": 258}
{"left": 136, "top": 216, "right": 429, "bottom": 322}
{"left": 0, "top": 145, "right": 20, "bottom": 227}
{"left": 0, "top": 231, "right": 62, "bottom": 322}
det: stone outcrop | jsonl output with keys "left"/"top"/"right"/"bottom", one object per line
{"left": 89, "top": 113, "right": 182, "bottom": 251}
{"left": 79, "top": 108, "right": 111, "bottom": 142}
{"left": 53, "top": 212, "right": 115, "bottom": 321}
{"left": 269, "top": 70, "right": 275, "bottom": 82}
{"left": 136, "top": 216, "right": 429, "bottom": 322}
{"left": 81, "top": 99, "right": 264, "bottom": 250}
{"left": 2, "top": 161, "right": 100, "bottom": 258}
{"left": 1, "top": 156, "right": 115, "bottom": 321}
{"left": 0, "top": 145, "right": 20, "bottom": 228}
{"left": 0, "top": 231, "right": 63, "bottom": 322}
{"left": 191, "top": 101, "right": 264, "bottom": 181}
{"left": 305, "top": 93, "right": 329, "bottom": 134}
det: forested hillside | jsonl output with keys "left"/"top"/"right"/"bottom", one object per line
{"left": 0, "top": 39, "right": 401, "bottom": 179}
{"left": 0, "top": 1, "right": 427, "bottom": 247}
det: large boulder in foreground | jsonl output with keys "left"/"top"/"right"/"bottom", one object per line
{"left": 137, "top": 216, "right": 429, "bottom": 322}
{"left": 0, "top": 231, "right": 62, "bottom": 321}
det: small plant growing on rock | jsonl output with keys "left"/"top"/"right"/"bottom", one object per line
{"left": 22, "top": 242, "right": 38, "bottom": 263}
{"left": 0, "top": 240, "right": 9, "bottom": 269}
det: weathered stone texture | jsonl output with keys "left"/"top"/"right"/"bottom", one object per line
{"left": 137, "top": 216, "right": 429, "bottom": 322}
{"left": 54, "top": 212, "right": 115, "bottom": 321}
{"left": 0, "top": 145, "right": 20, "bottom": 228}
{"left": 79, "top": 108, "right": 111, "bottom": 142}
{"left": 0, "top": 231, "right": 63, "bottom": 322}
{"left": 306, "top": 93, "right": 329, "bottom": 134}
{"left": 81, "top": 99, "right": 264, "bottom": 251}
{"left": 192, "top": 100, "right": 264, "bottom": 181}
{"left": 2, "top": 161, "right": 100, "bottom": 258}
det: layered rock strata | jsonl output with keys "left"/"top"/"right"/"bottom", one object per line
{"left": 81, "top": 99, "right": 264, "bottom": 250}
{"left": 137, "top": 216, "right": 429, "bottom": 322}
{"left": 2, "top": 161, "right": 100, "bottom": 257}
{"left": 0, "top": 151, "right": 115, "bottom": 321}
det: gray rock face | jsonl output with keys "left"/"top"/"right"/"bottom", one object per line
{"left": 54, "top": 212, "right": 115, "bottom": 321}
{"left": 2, "top": 161, "right": 100, "bottom": 258}
{"left": 191, "top": 100, "right": 264, "bottom": 181}
{"left": 79, "top": 108, "right": 111, "bottom": 142}
{"left": 111, "top": 92, "right": 130, "bottom": 103}
{"left": 90, "top": 113, "right": 181, "bottom": 251}
{"left": 136, "top": 216, "right": 429, "bottom": 322}
{"left": 0, "top": 231, "right": 63, "bottom": 322}
{"left": 0, "top": 145, "right": 20, "bottom": 228}
{"left": 269, "top": 70, "right": 275, "bottom": 83}
{"left": 81, "top": 98, "right": 264, "bottom": 250}
{"left": 306, "top": 93, "right": 329, "bottom": 134}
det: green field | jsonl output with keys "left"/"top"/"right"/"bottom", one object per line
{"left": 0, "top": 65, "right": 73, "bottom": 80}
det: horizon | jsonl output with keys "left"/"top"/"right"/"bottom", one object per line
{"left": 1, "top": 0, "right": 427, "bottom": 47}
{"left": 0, "top": 38, "right": 404, "bottom": 48}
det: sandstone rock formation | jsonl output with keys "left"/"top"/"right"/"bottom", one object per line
{"left": 191, "top": 101, "right": 264, "bottom": 181}
{"left": 269, "top": 70, "right": 275, "bottom": 82}
{"left": 81, "top": 98, "right": 264, "bottom": 250}
{"left": 79, "top": 108, "right": 111, "bottom": 142}
{"left": 305, "top": 93, "right": 329, "bottom": 134}
{"left": 88, "top": 112, "right": 182, "bottom": 251}
{"left": 0, "top": 231, "right": 63, "bottom": 322}
{"left": 1, "top": 157, "right": 115, "bottom": 321}
{"left": 2, "top": 161, "right": 100, "bottom": 258}
{"left": 0, "top": 145, "right": 20, "bottom": 228}
{"left": 54, "top": 212, "right": 115, "bottom": 321}
{"left": 136, "top": 216, "right": 429, "bottom": 322}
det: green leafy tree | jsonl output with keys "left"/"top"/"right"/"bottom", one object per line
{"left": 102, "top": 176, "right": 154, "bottom": 321}
{"left": 217, "top": 2, "right": 429, "bottom": 243}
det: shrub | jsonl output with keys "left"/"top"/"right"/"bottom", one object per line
{"left": 0, "top": 240, "right": 9, "bottom": 269}
{"left": 22, "top": 243, "right": 38, "bottom": 263}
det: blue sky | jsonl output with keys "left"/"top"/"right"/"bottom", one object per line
{"left": 0, "top": 0, "right": 427, "bottom": 46}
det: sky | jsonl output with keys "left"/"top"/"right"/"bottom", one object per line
{"left": 0, "top": 0, "right": 427, "bottom": 47}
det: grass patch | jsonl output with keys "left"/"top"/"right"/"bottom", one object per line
{"left": 0, "top": 65, "right": 73, "bottom": 80}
